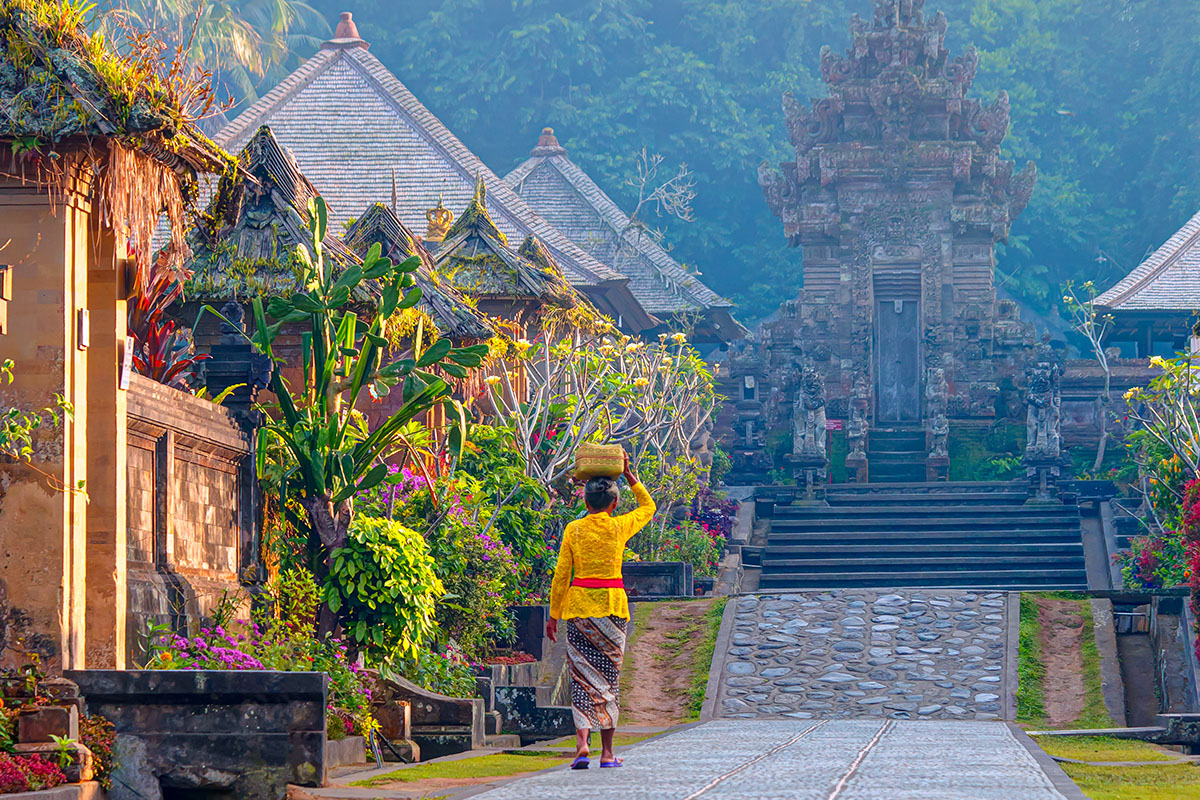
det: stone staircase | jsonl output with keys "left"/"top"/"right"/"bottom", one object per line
{"left": 760, "top": 482, "right": 1088, "bottom": 590}
{"left": 866, "top": 428, "right": 926, "bottom": 482}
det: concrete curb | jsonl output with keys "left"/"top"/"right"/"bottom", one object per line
{"left": 1090, "top": 597, "right": 1128, "bottom": 726}
{"left": 700, "top": 592, "right": 740, "bottom": 722}
{"left": 1005, "top": 591, "right": 1021, "bottom": 722}
{"left": 1009, "top": 724, "right": 1090, "bottom": 800}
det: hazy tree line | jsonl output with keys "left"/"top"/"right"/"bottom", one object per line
{"left": 104, "top": 0, "right": 1200, "bottom": 324}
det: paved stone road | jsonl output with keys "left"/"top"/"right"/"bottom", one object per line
{"left": 715, "top": 590, "right": 1013, "bottom": 721}
{"left": 468, "top": 720, "right": 1073, "bottom": 800}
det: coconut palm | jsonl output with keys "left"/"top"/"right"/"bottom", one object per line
{"left": 96, "top": 0, "right": 327, "bottom": 107}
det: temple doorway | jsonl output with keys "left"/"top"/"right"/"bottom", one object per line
{"left": 874, "top": 273, "right": 921, "bottom": 423}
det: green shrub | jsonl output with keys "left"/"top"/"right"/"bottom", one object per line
{"left": 326, "top": 517, "right": 443, "bottom": 660}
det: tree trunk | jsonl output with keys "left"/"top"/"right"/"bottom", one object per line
{"left": 300, "top": 493, "right": 353, "bottom": 638}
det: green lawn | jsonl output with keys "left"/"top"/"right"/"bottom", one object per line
{"left": 350, "top": 752, "right": 569, "bottom": 787}
{"left": 1059, "top": 763, "right": 1200, "bottom": 800}
{"left": 687, "top": 597, "right": 728, "bottom": 720}
{"left": 1033, "top": 736, "right": 1174, "bottom": 763}
{"left": 1033, "top": 734, "right": 1197, "bottom": 799}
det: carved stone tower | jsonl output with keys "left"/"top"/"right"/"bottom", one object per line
{"left": 756, "top": 0, "right": 1036, "bottom": 480}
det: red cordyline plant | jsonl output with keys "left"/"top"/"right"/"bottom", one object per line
{"left": 128, "top": 265, "right": 209, "bottom": 390}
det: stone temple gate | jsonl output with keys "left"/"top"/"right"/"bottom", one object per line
{"left": 736, "top": 0, "right": 1039, "bottom": 484}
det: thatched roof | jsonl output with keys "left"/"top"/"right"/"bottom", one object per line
{"left": 184, "top": 125, "right": 360, "bottom": 301}
{"left": 432, "top": 178, "right": 580, "bottom": 308}
{"left": 343, "top": 203, "right": 495, "bottom": 342}
{"left": 0, "top": 0, "right": 225, "bottom": 175}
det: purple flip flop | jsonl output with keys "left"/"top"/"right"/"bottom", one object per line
{"left": 599, "top": 760, "right": 624, "bottom": 768}
{"left": 571, "top": 756, "right": 590, "bottom": 770}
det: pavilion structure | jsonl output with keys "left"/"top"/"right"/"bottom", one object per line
{"left": 1095, "top": 208, "right": 1200, "bottom": 357}
{"left": 210, "top": 12, "right": 656, "bottom": 336}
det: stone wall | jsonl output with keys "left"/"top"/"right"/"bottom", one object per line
{"left": 125, "top": 374, "right": 258, "bottom": 665}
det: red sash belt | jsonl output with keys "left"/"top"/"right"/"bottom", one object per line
{"left": 571, "top": 577, "right": 625, "bottom": 589}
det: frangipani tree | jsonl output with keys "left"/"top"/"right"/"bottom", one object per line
{"left": 211, "top": 197, "right": 487, "bottom": 634}
{"left": 1124, "top": 352, "right": 1200, "bottom": 506}
{"left": 484, "top": 328, "right": 718, "bottom": 488}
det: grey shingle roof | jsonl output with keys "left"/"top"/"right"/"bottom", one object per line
{"left": 210, "top": 30, "right": 656, "bottom": 333}
{"left": 1097, "top": 208, "right": 1200, "bottom": 313}
{"left": 506, "top": 129, "right": 746, "bottom": 342}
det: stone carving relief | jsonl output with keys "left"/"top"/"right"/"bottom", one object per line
{"left": 1025, "top": 344, "right": 1062, "bottom": 460}
{"left": 794, "top": 362, "right": 828, "bottom": 460}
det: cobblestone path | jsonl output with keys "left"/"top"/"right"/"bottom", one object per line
{"left": 715, "top": 590, "right": 1014, "bottom": 721}
{"left": 468, "top": 720, "right": 1072, "bottom": 799}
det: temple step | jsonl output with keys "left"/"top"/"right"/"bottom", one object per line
{"left": 760, "top": 482, "right": 1088, "bottom": 591}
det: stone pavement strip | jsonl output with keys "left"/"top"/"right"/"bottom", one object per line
{"left": 716, "top": 590, "right": 1013, "bottom": 721}
{"left": 464, "top": 719, "right": 1075, "bottom": 800}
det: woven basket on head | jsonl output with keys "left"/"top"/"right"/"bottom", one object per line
{"left": 574, "top": 443, "right": 625, "bottom": 480}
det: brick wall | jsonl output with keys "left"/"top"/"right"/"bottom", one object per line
{"left": 125, "top": 374, "right": 258, "bottom": 664}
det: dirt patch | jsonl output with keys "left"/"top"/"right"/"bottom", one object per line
{"left": 622, "top": 600, "right": 712, "bottom": 726}
{"left": 1036, "top": 596, "right": 1087, "bottom": 726}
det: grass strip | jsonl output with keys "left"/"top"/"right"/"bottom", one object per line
{"left": 686, "top": 597, "right": 728, "bottom": 721}
{"left": 1031, "top": 735, "right": 1173, "bottom": 764}
{"left": 1017, "top": 592, "right": 1047, "bottom": 725}
{"left": 1075, "top": 598, "right": 1119, "bottom": 729}
{"left": 1059, "top": 763, "right": 1200, "bottom": 800}
{"left": 350, "top": 752, "right": 569, "bottom": 787}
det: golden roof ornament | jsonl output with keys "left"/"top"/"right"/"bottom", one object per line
{"left": 425, "top": 196, "right": 452, "bottom": 242}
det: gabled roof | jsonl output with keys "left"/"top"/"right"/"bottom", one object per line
{"left": 1097, "top": 208, "right": 1200, "bottom": 313}
{"left": 432, "top": 179, "right": 579, "bottom": 309}
{"left": 184, "top": 125, "right": 361, "bottom": 301}
{"left": 342, "top": 203, "right": 495, "bottom": 341}
{"left": 211, "top": 14, "right": 656, "bottom": 333}
{"left": 506, "top": 128, "right": 746, "bottom": 344}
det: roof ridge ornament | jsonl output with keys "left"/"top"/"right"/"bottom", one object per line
{"left": 425, "top": 195, "right": 452, "bottom": 243}
{"left": 321, "top": 11, "right": 369, "bottom": 51}
{"left": 531, "top": 126, "right": 568, "bottom": 157}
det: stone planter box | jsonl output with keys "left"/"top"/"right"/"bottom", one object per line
{"left": 325, "top": 735, "right": 367, "bottom": 768}
{"left": 624, "top": 561, "right": 693, "bottom": 597}
{"left": 67, "top": 669, "right": 327, "bottom": 800}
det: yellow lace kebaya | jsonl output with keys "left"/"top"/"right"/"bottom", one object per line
{"left": 549, "top": 482, "right": 657, "bottom": 620}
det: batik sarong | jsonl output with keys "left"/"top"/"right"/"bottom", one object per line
{"left": 565, "top": 615, "right": 628, "bottom": 730}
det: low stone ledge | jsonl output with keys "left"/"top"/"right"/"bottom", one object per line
{"left": 325, "top": 736, "right": 366, "bottom": 768}
{"left": 67, "top": 670, "right": 327, "bottom": 799}
{"left": 624, "top": 561, "right": 693, "bottom": 597}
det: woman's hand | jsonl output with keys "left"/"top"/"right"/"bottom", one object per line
{"left": 622, "top": 451, "right": 638, "bottom": 485}
{"left": 546, "top": 617, "right": 559, "bottom": 643}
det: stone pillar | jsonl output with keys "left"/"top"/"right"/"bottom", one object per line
{"left": 0, "top": 172, "right": 96, "bottom": 671}
{"left": 84, "top": 231, "right": 128, "bottom": 668}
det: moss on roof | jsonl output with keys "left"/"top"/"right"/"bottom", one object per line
{"left": 0, "top": 0, "right": 226, "bottom": 173}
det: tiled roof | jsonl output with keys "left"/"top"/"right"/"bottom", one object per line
{"left": 506, "top": 129, "right": 746, "bottom": 342}
{"left": 342, "top": 203, "right": 495, "bottom": 341}
{"left": 210, "top": 24, "right": 656, "bottom": 332}
{"left": 1097, "top": 208, "right": 1200, "bottom": 313}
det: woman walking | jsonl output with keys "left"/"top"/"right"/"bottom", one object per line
{"left": 546, "top": 452, "right": 656, "bottom": 770}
